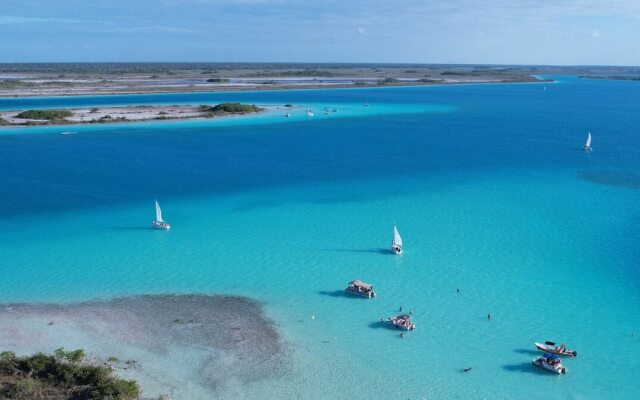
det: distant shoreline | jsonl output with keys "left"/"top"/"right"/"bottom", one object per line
{"left": 0, "top": 80, "right": 545, "bottom": 98}
{"left": 0, "top": 63, "right": 557, "bottom": 98}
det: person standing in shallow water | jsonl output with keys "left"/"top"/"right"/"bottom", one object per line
{"left": 487, "top": 313, "right": 491, "bottom": 321}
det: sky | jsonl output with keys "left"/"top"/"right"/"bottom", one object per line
{"left": 0, "top": 0, "right": 639, "bottom": 65}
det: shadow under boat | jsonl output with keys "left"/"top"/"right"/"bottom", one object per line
{"left": 513, "top": 348, "right": 539, "bottom": 356}
{"left": 107, "top": 226, "right": 158, "bottom": 231}
{"left": 502, "top": 362, "right": 549, "bottom": 375}
{"left": 318, "top": 290, "right": 356, "bottom": 299}
{"left": 367, "top": 320, "right": 398, "bottom": 330}
{"left": 316, "top": 248, "right": 396, "bottom": 255}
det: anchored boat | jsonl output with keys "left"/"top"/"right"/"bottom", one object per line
{"left": 535, "top": 341, "right": 577, "bottom": 357}
{"left": 391, "top": 224, "right": 403, "bottom": 254}
{"left": 532, "top": 353, "right": 566, "bottom": 374}
{"left": 152, "top": 200, "right": 171, "bottom": 230}
{"left": 386, "top": 314, "right": 415, "bottom": 331}
{"left": 583, "top": 132, "right": 593, "bottom": 152}
{"left": 345, "top": 280, "right": 376, "bottom": 298}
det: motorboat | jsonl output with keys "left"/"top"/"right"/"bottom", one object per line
{"left": 345, "top": 280, "right": 376, "bottom": 298}
{"left": 535, "top": 341, "right": 577, "bottom": 357}
{"left": 152, "top": 200, "right": 171, "bottom": 230}
{"left": 306, "top": 108, "right": 314, "bottom": 117}
{"left": 583, "top": 132, "right": 592, "bottom": 152}
{"left": 284, "top": 113, "right": 291, "bottom": 118}
{"left": 60, "top": 131, "right": 75, "bottom": 135}
{"left": 532, "top": 353, "right": 566, "bottom": 374}
{"left": 391, "top": 224, "right": 403, "bottom": 254}
{"left": 386, "top": 314, "right": 415, "bottom": 331}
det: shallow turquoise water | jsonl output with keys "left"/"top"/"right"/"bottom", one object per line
{"left": 0, "top": 78, "right": 639, "bottom": 399}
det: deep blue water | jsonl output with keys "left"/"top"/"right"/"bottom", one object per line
{"left": 0, "top": 77, "right": 639, "bottom": 399}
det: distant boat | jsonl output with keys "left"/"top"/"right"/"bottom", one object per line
{"left": 364, "top": 103, "right": 370, "bottom": 107}
{"left": 306, "top": 108, "right": 314, "bottom": 117}
{"left": 284, "top": 113, "right": 291, "bottom": 118}
{"left": 152, "top": 200, "right": 170, "bottom": 230}
{"left": 391, "top": 224, "right": 403, "bottom": 255}
{"left": 583, "top": 132, "right": 593, "bottom": 152}
{"left": 60, "top": 131, "right": 75, "bottom": 135}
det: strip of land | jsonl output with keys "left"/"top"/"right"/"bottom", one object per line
{"left": 0, "top": 62, "right": 574, "bottom": 97}
{"left": 0, "top": 103, "right": 265, "bottom": 127}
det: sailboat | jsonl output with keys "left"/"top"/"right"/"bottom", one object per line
{"left": 152, "top": 200, "right": 171, "bottom": 230}
{"left": 583, "top": 132, "right": 593, "bottom": 152}
{"left": 391, "top": 224, "right": 403, "bottom": 255}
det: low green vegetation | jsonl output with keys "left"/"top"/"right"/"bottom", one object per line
{"left": 0, "top": 117, "right": 8, "bottom": 126}
{"left": 0, "top": 349, "right": 140, "bottom": 400}
{"left": 377, "top": 77, "right": 401, "bottom": 85}
{"left": 91, "top": 115, "right": 128, "bottom": 123}
{"left": 15, "top": 109, "right": 73, "bottom": 121}
{"left": 0, "top": 80, "right": 37, "bottom": 89}
{"left": 202, "top": 103, "right": 263, "bottom": 116}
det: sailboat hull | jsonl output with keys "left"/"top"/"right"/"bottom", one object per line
{"left": 152, "top": 220, "right": 171, "bottom": 230}
{"left": 391, "top": 245, "right": 402, "bottom": 254}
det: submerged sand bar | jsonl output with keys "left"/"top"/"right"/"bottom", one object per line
{"left": 0, "top": 294, "right": 286, "bottom": 399}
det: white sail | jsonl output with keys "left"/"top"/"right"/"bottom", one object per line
{"left": 393, "top": 225, "right": 402, "bottom": 247}
{"left": 155, "top": 200, "right": 164, "bottom": 223}
{"left": 585, "top": 132, "right": 592, "bottom": 148}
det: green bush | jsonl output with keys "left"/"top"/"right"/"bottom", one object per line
{"left": 0, "top": 349, "right": 141, "bottom": 400}
{"left": 209, "top": 103, "right": 262, "bottom": 114}
{"left": 15, "top": 109, "right": 72, "bottom": 120}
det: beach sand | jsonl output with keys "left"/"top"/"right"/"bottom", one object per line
{"left": 0, "top": 294, "right": 286, "bottom": 399}
{"left": 0, "top": 105, "right": 266, "bottom": 126}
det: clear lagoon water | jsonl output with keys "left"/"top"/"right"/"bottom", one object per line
{"left": 0, "top": 77, "right": 639, "bottom": 399}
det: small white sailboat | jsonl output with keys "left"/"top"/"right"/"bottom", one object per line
{"left": 306, "top": 108, "right": 314, "bottom": 117}
{"left": 152, "top": 200, "right": 171, "bottom": 230}
{"left": 583, "top": 132, "right": 593, "bottom": 152}
{"left": 391, "top": 224, "right": 403, "bottom": 255}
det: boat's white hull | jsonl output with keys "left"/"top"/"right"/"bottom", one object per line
{"left": 532, "top": 357, "right": 566, "bottom": 374}
{"left": 534, "top": 343, "right": 577, "bottom": 357}
{"left": 152, "top": 220, "right": 171, "bottom": 230}
{"left": 583, "top": 146, "right": 592, "bottom": 152}
{"left": 387, "top": 317, "right": 415, "bottom": 331}
{"left": 345, "top": 288, "right": 375, "bottom": 298}
{"left": 391, "top": 244, "right": 402, "bottom": 255}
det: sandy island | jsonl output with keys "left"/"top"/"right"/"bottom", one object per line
{"left": 0, "top": 294, "right": 287, "bottom": 400}
{"left": 0, "top": 104, "right": 266, "bottom": 127}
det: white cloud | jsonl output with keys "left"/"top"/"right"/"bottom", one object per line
{"left": 591, "top": 29, "right": 602, "bottom": 38}
{"left": 357, "top": 27, "right": 366, "bottom": 35}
